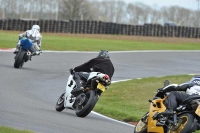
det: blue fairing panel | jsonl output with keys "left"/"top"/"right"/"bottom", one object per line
{"left": 20, "top": 38, "right": 33, "bottom": 50}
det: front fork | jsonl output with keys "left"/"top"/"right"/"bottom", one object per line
{"left": 165, "top": 113, "right": 177, "bottom": 130}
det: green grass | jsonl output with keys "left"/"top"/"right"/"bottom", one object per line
{"left": 0, "top": 30, "right": 200, "bottom": 51}
{"left": 0, "top": 126, "right": 33, "bottom": 133}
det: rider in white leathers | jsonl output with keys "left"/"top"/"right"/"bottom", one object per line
{"left": 14, "top": 25, "right": 42, "bottom": 55}
{"left": 156, "top": 76, "right": 200, "bottom": 129}
{"left": 159, "top": 76, "right": 200, "bottom": 111}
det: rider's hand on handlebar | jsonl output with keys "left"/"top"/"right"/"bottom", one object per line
{"left": 189, "top": 82, "right": 197, "bottom": 88}
{"left": 157, "top": 88, "right": 165, "bottom": 96}
{"left": 69, "top": 68, "right": 75, "bottom": 74}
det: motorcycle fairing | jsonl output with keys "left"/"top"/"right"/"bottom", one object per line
{"left": 87, "top": 72, "right": 105, "bottom": 81}
{"left": 20, "top": 38, "right": 33, "bottom": 50}
{"left": 64, "top": 72, "right": 107, "bottom": 109}
{"left": 147, "top": 97, "right": 167, "bottom": 133}
{"left": 64, "top": 75, "right": 76, "bottom": 108}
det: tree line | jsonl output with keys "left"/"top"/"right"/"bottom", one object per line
{"left": 0, "top": 0, "right": 199, "bottom": 27}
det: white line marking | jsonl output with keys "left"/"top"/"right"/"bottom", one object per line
{"left": 91, "top": 111, "right": 135, "bottom": 127}
{"left": 112, "top": 79, "right": 132, "bottom": 83}
{"left": 91, "top": 78, "right": 135, "bottom": 127}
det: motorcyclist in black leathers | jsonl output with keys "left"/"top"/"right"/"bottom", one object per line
{"left": 70, "top": 50, "right": 115, "bottom": 95}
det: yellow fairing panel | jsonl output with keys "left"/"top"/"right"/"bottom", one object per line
{"left": 147, "top": 97, "right": 167, "bottom": 133}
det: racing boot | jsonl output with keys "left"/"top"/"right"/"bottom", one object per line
{"left": 14, "top": 41, "right": 20, "bottom": 54}
{"left": 71, "top": 73, "right": 84, "bottom": 95}
{"left": 158, "top": 109, "right": 174, "bottom": 116}
{"left": 153, "top": 109, "right": 174, "bottom": 126}
{"left": 156, "top": 117, "right": 167, "bottom": 126}
{"left": 197, "top": 123, "right": 200, "bottom": 130}
{"left": 13, "top": 46, "right": 19, "bottom": 54}
{"left": 71, "top": 86, "right": 84, "bottom": 95}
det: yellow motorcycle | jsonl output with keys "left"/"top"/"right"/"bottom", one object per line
{"left": 134, "top": 80, "right": 200, "bottom": 133}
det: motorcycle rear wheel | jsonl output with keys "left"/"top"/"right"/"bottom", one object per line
{"left": 75, "top": 90, "right": 98, "bottom": 117}
{"left": 134, "top": 112, "right": 148, "bottom": 133}
{"left": 14, "top": 49, "right": 25, "bottom": 68}
{"left": 167, "top": 113, "right": 195, "bottom": 133}
{"left": 55, "top": 93, "right": 65, "bottom": 112}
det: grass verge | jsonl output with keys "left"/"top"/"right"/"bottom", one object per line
{"left": 0, "top": 30, "right": 200, "bottom": 51}
{"left": 0, "top": 126, "right": 33, "bottom": 133}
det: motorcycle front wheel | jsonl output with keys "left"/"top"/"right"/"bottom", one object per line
{"left": 75, "top": 90, "right": 98, "bottom": 117}
{"left": 167, "top": 113, "right": 195, "bottom": 133}
{"left": 55, "top": 92, "right": 65, "bottom": 112}
{"left": 134, "top": 112, "right": 148, "bottom": 133}
{"left": 14, "top": 49, "right": 25, "bottom": 68}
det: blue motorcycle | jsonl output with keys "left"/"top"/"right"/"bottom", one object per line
{"left": 14, "top": 37, "right": 37, "bottom": 68}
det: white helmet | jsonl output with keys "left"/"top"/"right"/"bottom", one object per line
{"left": 32, "top": 25, "right": 40, "bottom": 32}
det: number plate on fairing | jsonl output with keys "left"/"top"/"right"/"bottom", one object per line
{"left": 97, "top": 83, "right": 106, "bottom": 92}
{"left": 195, "top": 105, "right": 200, "bottom": 116}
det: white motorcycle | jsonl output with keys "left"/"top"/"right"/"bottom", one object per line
{"left": 55, "top": 71, "right": 111, "bottom": 117}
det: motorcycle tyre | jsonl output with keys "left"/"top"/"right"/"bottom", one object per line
{"left": 167, "top": 113, "right": 195, "bottom": 133}
{"left": 55, "top": 92, "right": 65, "bottom": 112}
{"left": 14, "top": 49, "right": 25, "bottom": 68}
{"left": 134, "top": 112, "right": 148, "bottom": 133}
{"left": 75, "top": 90, "right": 98, "bottom": 118}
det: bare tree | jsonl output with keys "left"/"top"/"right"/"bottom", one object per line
{"left": 149, "top": 5, "right": 162, "bottom": 24}
{"left": 0, "top": 0, "right": 198, "bottom": 27}
{"left": 1, "top": 0, "right": 17, "bottom": 18}
{"left": 176, "top": 8, "right": 191, "bottom": 26}
{"left": 193, "top": 10, "right": 200, "bottom": 27}
{"left": 95, "top": 1, "right": 116, "bottom": 22}
{"left": 59, "top": 0, "right": 93, "bottom": 20}
{"left": 111, "top": 0, "right": 127, "bottom": 24}
{"left": 0, "top": 0, "right": 62, "bottom": 19}
{"left": 127, "top": 2, "right": 151, "bottom": 25}
{"left": 160, "top": 6, "right": 193, "bottom": 26}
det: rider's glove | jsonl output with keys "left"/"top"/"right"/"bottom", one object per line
{"left": 157, "top": 88, "right": 165, "bottom": 97}
{"left": 69, "top": 68, "right": 75, "bottom": 74}
{"left": 189, "top": 82, "right": 198, "bottom": 88}
{"left": 19, "top": 35, "right": 23, "bottom": 40}
{"left": 106, "top": 80, "right": 111, "bottom": 86}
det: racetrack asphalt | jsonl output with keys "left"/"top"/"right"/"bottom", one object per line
{"left": 0, "top": 50, "right": 200, "bottom": 133}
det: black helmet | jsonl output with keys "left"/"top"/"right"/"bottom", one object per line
{"left": 97, "top": 50, "right": 110, "bottom": 58}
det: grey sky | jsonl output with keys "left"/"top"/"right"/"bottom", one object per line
{"left": 96, "top": 0, "right": 199, "bottom": 10}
